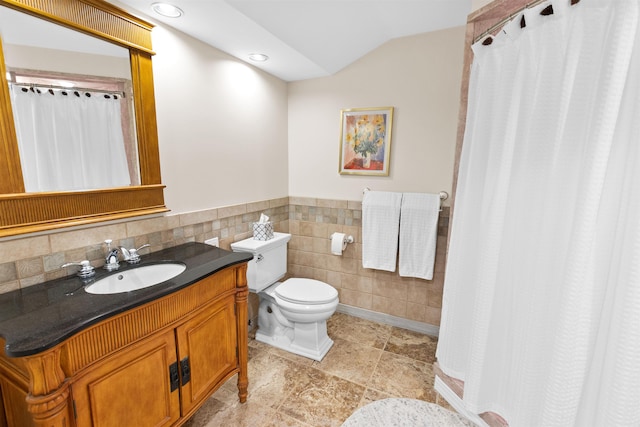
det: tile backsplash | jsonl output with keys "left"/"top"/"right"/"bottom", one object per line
{"left": 0, "top": 198, "right": 289, "bottom": 294}
{"left": 0, "top": 196, "right": 449, "bottom": 328}
{"left": 288, "top": 197, "right": 449, "bottom": 327}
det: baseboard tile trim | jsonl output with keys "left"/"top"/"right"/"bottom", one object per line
{"left": 336, "top": 304, "right": 440, "bottom": 337}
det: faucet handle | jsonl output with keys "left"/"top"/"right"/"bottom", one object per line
{"left": 121, "top": 244, "right": 150, "bottom": 264}
{"left": 62, "top": 260, "right": 95, "bottom": 279}
{"left": 135, "top": 244, "right": 151, "bottom": 253}
{"left": 120, "top": 247, "right": 131, "bottom": 260}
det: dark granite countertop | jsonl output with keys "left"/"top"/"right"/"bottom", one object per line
{"left": 0, "top": 242, "right": 253, "bottom": 358}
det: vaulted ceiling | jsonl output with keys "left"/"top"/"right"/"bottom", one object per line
{"left": 112, "top": 0, "right": 471, "bottom": 81}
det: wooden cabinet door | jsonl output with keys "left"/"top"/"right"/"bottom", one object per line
{"left": 0, "top": 377, "right": 31, "bottom": 427}
{"left": 71, "top": 329, "right": 180, "bottom": 427}
{"left": 175, "top": 294, "right": 237, "bottom": 415}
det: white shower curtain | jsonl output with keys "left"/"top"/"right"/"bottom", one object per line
{"left": 436, "top": 0, "right": 640, "bottom": 426}
{"left": 10, "top": 86, "right": 131, "bottom": 192}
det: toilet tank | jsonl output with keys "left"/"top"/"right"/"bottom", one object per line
{"left": 230, "top": 232, "right": 291, "bottom": 293}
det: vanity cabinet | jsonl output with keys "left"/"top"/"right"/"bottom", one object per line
{"left": 72, "top": 329, "right": 180, "bottom": 426}
{"left": 0, "top": 261, "right": 249, "bottom": 427}
{"left": 176, "top": 294, "right": 238, "bottom": 416}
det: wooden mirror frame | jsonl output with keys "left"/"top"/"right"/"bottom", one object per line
{"left": 0, "top": 0, "right": 167, "bottom": 238}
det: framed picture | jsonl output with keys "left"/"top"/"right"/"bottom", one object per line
{"left": 339, "top": 107, "right": 394, "bottom": 176}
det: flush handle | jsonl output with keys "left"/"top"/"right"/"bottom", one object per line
{"left": 256, "top": 254, "right": 264, "bottom": 262}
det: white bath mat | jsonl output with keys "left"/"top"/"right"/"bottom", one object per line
{"left": 341, "top": 398, "right": 473, "bottom": 427}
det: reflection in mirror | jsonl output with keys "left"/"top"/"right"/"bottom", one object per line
{"left": 0, "top": 6, "right": 140, "bottom": 192}
{"left": 0, "top": 0, "right": 165, "bottom": 237}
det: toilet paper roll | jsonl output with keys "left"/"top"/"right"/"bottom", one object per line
{"left": 331, "top": 232, "right": 348, "bottom": 256}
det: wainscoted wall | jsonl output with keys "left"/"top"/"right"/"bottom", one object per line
{"left": 288, "top": 197, "right": 450, "bottom": 329}
{"left": 0, "top": 198, "right": 289, "bottom": 294}
{"left": 0, "top": 196, "right": 449, "bottom": 331}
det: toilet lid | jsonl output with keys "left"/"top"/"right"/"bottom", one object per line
{"left": 275, "top": 278, "right": 338, "bottom": 305}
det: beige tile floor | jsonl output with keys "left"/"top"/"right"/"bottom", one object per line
{"left": 184, "top": 312, "right": 462, "bottom": 427}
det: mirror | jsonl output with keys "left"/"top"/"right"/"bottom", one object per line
{"left": 1, "top": 6, "right": 140, "bottom": 192}
{"left": 0, "top": 0, "right": 166, "bottom": 237}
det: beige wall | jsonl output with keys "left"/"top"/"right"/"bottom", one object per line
{"left": 4, "top": 45, "right": 131, "bottom": 79}
{"left": 283, "top": 27, "right": 465, "bottom": 328}
{"left": 0, "top": 21, "right": 466, "bottom": 331}
{"left": 288, "top": 27, "right": 465, "bottom": 203}
{"left": 0, "top": 198, "right": 289, "bottom": 295}
{"left": 151, "top": 24, "right": 290, "bottom": 214}
{"left": 287, "top": 199, "right": 450, "bottom": 329}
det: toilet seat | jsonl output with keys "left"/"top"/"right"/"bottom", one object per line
{"left": 275, "top": 278, "right": 338, "bottom": 305}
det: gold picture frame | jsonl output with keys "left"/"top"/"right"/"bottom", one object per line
{"left": 339, "top": 107, "right": 393, "bottom": 176}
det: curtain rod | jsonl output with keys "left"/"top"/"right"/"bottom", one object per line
{"left": 473, "top": 0, "right": 552, "bottom": 43}
{"left": 9, "top": 81, "right": 126, "bottom": 98}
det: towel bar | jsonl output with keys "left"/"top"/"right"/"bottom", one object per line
{"left": 362, "top": 188, "right": 449, "bottom": 201}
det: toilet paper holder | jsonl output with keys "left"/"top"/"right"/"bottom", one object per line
{"left": 330, "top": 232, "right": 354, "bottom": 256}
{"left": 330, "top": 232, "right": 354, "bottom": 244}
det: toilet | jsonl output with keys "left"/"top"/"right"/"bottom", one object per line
{"left": 231, "top": 232, "right": 339, "bottom": 361}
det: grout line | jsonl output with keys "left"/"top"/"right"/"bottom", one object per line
{"left": 242, "top": 313, "right": 439, "bottom": 427}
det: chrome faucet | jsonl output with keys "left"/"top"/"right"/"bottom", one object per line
{"left": 61, "top": 260, "right": 95, "bottom": 279}
{"left": 104, "top": 239, "right": 120, "bottom": 271}
{"left": 120, "top": 244, "right": 150, "bottom": 264}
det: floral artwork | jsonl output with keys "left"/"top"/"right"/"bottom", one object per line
{"left": 339, "top": 107, "right": 393, "bottom": 176}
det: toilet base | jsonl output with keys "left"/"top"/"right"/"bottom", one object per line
{"left": 255, "top": 320, "right": 334, "bottom": 361}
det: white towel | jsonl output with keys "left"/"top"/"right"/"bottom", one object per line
{"left": 399, "top": 192, "right": 440, "bottom": 280}
{"left": 362, "top": 191, "right": 403, "bottom": 272}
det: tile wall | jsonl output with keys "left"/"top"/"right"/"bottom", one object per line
{"left": 0, "top": 196, "right": 449, "bottom": 328}
{"left": 288, "top": 197, "right": 449, "bottom": 327}
{"left": 0, "top": 198, "right": 290, "bottom": 294}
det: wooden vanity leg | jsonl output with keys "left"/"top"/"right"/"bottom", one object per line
{"left": 235, "top": 265, "right": 249, "bottom": 403}
{"left": 23, "top": 348, "right": 72, "bottom": 427}
{"left": 26, "top": 384, "right": 72, "bottom": 427}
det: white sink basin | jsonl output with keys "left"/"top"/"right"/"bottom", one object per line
{"left": 85, "top": 263, "right": 187, "bottom": 295}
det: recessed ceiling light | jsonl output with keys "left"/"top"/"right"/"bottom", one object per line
{"left": 248, "top": 53, "right": 269, "bottom": 62}
{"left": 151, "top": 2, "right": 183, "bottom": 18}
